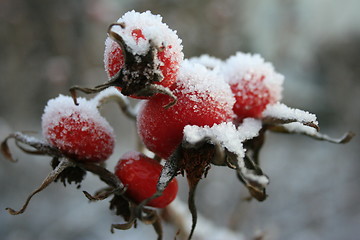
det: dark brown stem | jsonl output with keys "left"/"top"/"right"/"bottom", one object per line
{"left": 186, "top": 176, "right": 200, "bottom": 240}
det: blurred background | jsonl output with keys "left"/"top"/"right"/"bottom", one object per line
{"left": 0, "top": 0, "right": 359, "bottom": 239}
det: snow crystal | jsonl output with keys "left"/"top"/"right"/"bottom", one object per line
{"left": 262, "top": 103, "right": 318, "bottom": 124}
{"left": 222, "top": 51, "right": 284, "bottom": 103}
{"left": 188, "top": 54, "right": 223, "bottom": 71}
{"left": 105, "top": 10, "right": 183, "bottom": 57}
{"left": 175, "top": 60, "right": 235, "bottom": 114}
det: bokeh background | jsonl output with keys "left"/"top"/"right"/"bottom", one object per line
{"left": 1, "top": 0, "right": 359, "bottom": 239}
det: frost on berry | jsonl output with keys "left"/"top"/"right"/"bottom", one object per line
{"left": 103, "top": 10, "right": 183, "bottom": 95}
{"left": 42, "top": 95, "right": 115, "bottom": 162}
{"left": 137, "top": 60, "right": 235, "bottom": 159}
{"left": 70, "top": 10, "right": 183, "bottom": 105}
{"left": 105, "top": 10, "right": 183, "bottom": 57}
{"left": 115, "top": 151, "right": 178, "bottom": 208}
{"left": 1, "top": 9, "right": 356, "bottom": 240}
{"left": 222, "top": 52, "right": 284, "bottom": 120}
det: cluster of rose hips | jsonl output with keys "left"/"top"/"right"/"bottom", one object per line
{"left": 2, "top": 11, "right": 354, "bottom": 240}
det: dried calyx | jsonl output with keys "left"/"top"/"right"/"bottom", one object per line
{"left": 70, "top": 22, "right": 177, "bottom": 109}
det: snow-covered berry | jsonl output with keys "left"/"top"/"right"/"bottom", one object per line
{"left": 137, "top": 60, "right": 235, "bottom": 159}
{"left": 41, "top": 95, "right": 115, "bottom": 162}
{"left": 115, "top": 151, "right": 178, "bottom": 208}
{"left": 222, "top": 52, "right": 284, "bottom": 120}
{"left": 104, "top": 10, "right": 183, "bottom": 97}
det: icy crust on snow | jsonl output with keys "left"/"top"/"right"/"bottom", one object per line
{"left": 262, "top": 102, "right": 318, "bottom": 125}
{"left": 175, "top": 60, "right": 235, "bottom": 115}
{"left": 104, "top": 10, "right": 183, "bottom": 59}
{"left": 41, "top": 95, "right": 115, "bottom": 160}
{"left": 222, "top": 52, "right": 284, "bottom": 103}
{"left": 188, "top": 54, "right": 223, "bottom": 71}
{"left": 183, "top": 119, "right": 262, "bottom": 158}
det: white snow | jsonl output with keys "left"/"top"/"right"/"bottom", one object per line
{"left": 222, "top": 51, "right": 284, "bottom": 103}
{"left": 237, "top": 118, "right": 263, "bottom": 141}
{"left": 104, "top": 11, "right": 183, "bottom": 70}
{"left": 183, "top": 119, "right": 262, "bottom": 158}
{"left": 42, "top": 95, "right": 114, "bottom": 133}
{"left": 184, "top": 122, "right": 244, "bottom": 157}
{"left": 175, "top": 60, "right": 235, "bottom": 115}
{"left": 188, "top": 54, "right": 223, "bottom": 71}
{"left": 262, "top": 102, "right": 318, "bottom": 124}
{"left": 183, "top": 120, "right": 268, "bottom": 189}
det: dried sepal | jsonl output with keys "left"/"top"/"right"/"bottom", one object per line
{"left": 78, "top": 162, "right": 124, "bottom": 189}
{"left": 226, "top": 151, "right": 268, "bottom": 201}
{"left": 1, "top": 134, "right": 17, "bottom": 162}
{"left": 150, "top": 212, "right": 164, "bottom": 240}
{"left": 109, "top": 194, "right": 163, "bottom": 239}
{"left": 111, "top": 218, "right": 136, "bottom": 231}
{"left": 110, "top": 194, "right": 133, "bottom": 222}
{"left": 262, "top": 116, "right": 319, "bottom": 130}
{"left": 180, "top": 142, "right": 215, "bottom": 240}
{"left": 83, "top": 187, "right": 120, "bottom": 201}
{"left": 90, "top": 87, "right": 137, "bottom": 119}
{"left": 15, "top": 141, "right": 47, "bottom": 156}
{"left": 262, "top": 103, "right": 319, "bottom": 131}
{"left": 135, "top": 84, "right": 177, "bottom": 109}
{"left": 6, "top": 158, "right": 75, "bottom": 215}
{"left": 51, "top": 158, "right": 86, "bottom": 187}
{"left": 1, "top": 132, "right": 62, "bottom": 162}
{"left": 268, "top": 123, "right": 355, "bottom": 144}
{"left": 243, "top": 128, "right": 266, "bottom": 165}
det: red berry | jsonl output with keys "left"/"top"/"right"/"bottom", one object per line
{"left": 104, "top": 11, "right": 183, "bottom": 97}
{"left": 115, "top": 151, "right": 178, "bottom": 208}
{"left": 222, "top": 52, "right": 284, "bottom": 120}
{"left": 137, "top": 61, "right": 235, "bottom": 159}
{"left": 41, "top": 95, "right": 115, "bottom": 162}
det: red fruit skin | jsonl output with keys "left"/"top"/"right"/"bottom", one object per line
{"left": 44, "top": 112, "right": 115, "bottom": 163}
{"left": 137, "top": 84, "right": 234, "bottom": 159}
{"left": 115, "top": 151, "right": 178, "bottom": 208}
{"left": 105, "top": 29, "right": 179, "bottom": 94}
{"left": 106, "top": 46, "right": 124, "bottom": 79}
{"left": 230, "top": 74, "right": 271, "bottom": 120}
